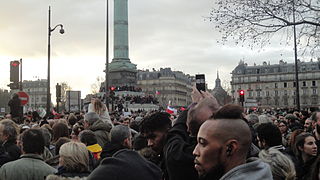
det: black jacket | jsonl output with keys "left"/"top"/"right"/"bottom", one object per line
{"left": 55, "top": 166, "right": 90, "bottom": 178}
{"left": 88, "top": 149, "right": 161, "bottom": 180}
{"left": 163, "top": 110, "right": 199, "bottom": 180}
{"left": 100, "top": 142, "right": 126, "bottom": 160}
{"left": 3, "top": 140, "right": 21, "bottom": 162}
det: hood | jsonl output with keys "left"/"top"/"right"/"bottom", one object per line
{"left": 220, "top": 158, "right": 273, "bottom": 180}
{"left": 89, "top": 119, "right": 111, "bottom": 132}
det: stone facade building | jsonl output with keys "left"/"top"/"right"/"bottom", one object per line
{"left": 22, "top": 79, "right": 48, "bottom": 110}
{"left": 137, "top": 68, "right": 193, "bottom": 107}
{"left": 230, "top": 60, "right": 320, "bottom": 109}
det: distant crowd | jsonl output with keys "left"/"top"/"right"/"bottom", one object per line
{"left": 1, "top": 87, "right": 320, "bottom": 180}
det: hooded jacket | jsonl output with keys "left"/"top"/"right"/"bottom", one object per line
{"left": 89, "top": 119, "right": 111, "bottom": 147}
{"left": 88, "top": 149, "right": 161, "bottom": 180}
{"left": 219, "top": 158, "right": 273, "bottom": 180}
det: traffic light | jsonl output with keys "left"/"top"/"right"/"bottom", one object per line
{"left": 109, "top": 86, "right": 115, "bottom": 99}
{"left": 10, "top": 61, "right": 20, "bottom": 83}
{"left": 239, "top": 90, "right": 245, "bottom": 103}
{"left": 8, "top": 82, "right": 19, "bottom": 89}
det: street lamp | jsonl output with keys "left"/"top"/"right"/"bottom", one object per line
{"left": 292, "top": 0, "right": 300, "bottom": 110}
{"left": 105, "top": 0, "right": 110, "bottom": 109}
{"left": 47, "top": 6, "right": 64, "bottom": 116}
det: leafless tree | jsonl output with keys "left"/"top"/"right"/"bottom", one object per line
{"left": 91, "top": 76, "right": 105, "bottom": 94}
{"left": 210, "top": 0, "right": 320, "bottom": 55}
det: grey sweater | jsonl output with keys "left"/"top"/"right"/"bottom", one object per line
{"left": 220, "top": 158, "right": 273, "bottom": 180}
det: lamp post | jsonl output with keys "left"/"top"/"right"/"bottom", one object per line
{"left": 105, "top": 0, "right": 110, "bottom": 109}
{"left": 292, "top": 0, "right": 300, "bottom": 110}
{"left": 47, "top": 6, "right": 64, "bottom": 116}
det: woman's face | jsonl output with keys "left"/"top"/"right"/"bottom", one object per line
{"left": 278, "top": 122, "right": 287, "bottom": 134}
{"left": 302, "top": 136, "right": 317, "bottom": 157}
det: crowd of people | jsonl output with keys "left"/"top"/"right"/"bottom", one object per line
{"left": 1, "top": 87, "right": 320, "bottom": 180}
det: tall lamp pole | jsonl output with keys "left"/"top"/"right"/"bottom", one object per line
{"left": 47, "top": 6, "right": 64, "bottom": 116}
{"left": 105, "top": 0, "right": 110, "bottom": 108}
{"left": 292, "top": 0, "right": 300, "bottom": 110}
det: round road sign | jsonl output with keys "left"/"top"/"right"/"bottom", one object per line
{"left": 17, "top": 91, "right": 29, "bottom": 106}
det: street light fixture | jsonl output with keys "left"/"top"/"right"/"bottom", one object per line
{"left": 47, "top": 6, "right": 64, "bottom": 116}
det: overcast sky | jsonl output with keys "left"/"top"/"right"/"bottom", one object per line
{"left": 0, "top": 0, "right": 299, "bottom": 98}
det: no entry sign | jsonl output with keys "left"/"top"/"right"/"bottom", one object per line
{"left": 17, "top": 91, "right": 29, "bottom": 106}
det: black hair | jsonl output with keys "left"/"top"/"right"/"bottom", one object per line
{"left": 139, "top": 112, "right": 172, "bottom": 134}
{"left": 79, "top": 130, "right": 97, "bottom": 146}
{"left": 256, "top": 123, "right": 282, "bottom": 147}
{"left": 214, "top": 104, "right": 245, "bottom": 120}
{"left": 22, "top": 129, "right": 45, "bottom": 154}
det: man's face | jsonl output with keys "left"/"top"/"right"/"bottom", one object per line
{"left": 304, "top": 119, "right": 313, "bottom": 132}
{"left": 145, "top": 130, "right": 167, "bottom": 154}
{"left": 193, "top": 121, "right": 225, "bottom": 178}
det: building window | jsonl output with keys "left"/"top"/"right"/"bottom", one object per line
{"left": 313, "top": 89, "right": 317, "bottom": 95}
{"left": 293, "top": 82, "right": 296, "bottom": 87}
{"left": 303, "top": 89, "right": 307, "bottom": 95}
{"left": 284, "top": 82, "right": 287, "bottom": 88}
{"left": 257, "top": 91, "right": 260, "bottom": 97}
{"left": 303, "top": 81, "right": 306, "bottom": 87}
{"left": 249, "top": 91, "right": 252, "bottom": 97}
{"left": 275, "top": 83, "right": 278, "bottom": 88}
{"left": 275, "top": 91, "right": 278, "bottom": 96}
{"left": 266, "top": 91, "right": 269, "bottom": 96}
{"left": 284, "top": 90, "right": 287, "bottom": 95}
{"left": 312, "top": 81, "right": 316, "bottom": 86}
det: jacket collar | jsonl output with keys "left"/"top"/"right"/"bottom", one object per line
{"left": 20, "top": 153, "right": 44, "bottom": 161}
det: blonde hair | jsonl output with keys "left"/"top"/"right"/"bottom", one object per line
{"left": 93, "top": 99, "right": 106, "bottom": 115}
{"left": 59, "top": 142, "right": 89, "bottom": 172}
{"left": 259, "top": 148, "right": 296, "bottom": 180}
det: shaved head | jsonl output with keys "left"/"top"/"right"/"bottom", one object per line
{"left": 204, "top": 119, "right": 251, "bottom": 156}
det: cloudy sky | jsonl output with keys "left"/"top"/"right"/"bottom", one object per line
{"left": 0, "top": 0, "right": 298, "bottom": 98}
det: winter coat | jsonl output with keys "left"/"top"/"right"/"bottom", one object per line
{"left": 99, "top": 110, "right": 114, "bottom": 128}
{"left": 55, "top": 166, "right": 90, "bottom": 178}
{"left": 0, "top": 145, "right": 11, "bottom": 167}
{"left": 88, "top": 149, "right": 162, "bottom": 180}
{"left": 3, "top": 140, "right": 21, "bottom": 162}
{"left": 89, "top": 119, "right": 111, "bottom": 147}
{"left": 219, "top": 158, "right": 273, "bottom": 180}
{"left": 100, "top": 142, "right": 126, "bottom": 160}
{"left": 163, "top": 110, "right": 199, "bottom": 180}
{"left": 0, "top": 154, "right": 56, "bottom": 180}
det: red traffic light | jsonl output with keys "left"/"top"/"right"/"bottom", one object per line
{"left": 239, "top": 90, "right": 245, "bottom": 95}
{"left": 110, "top": 86, "right": 116, "bottom": 91}
{"left": 11, "top": 61, "right": 20, "bottom": 67}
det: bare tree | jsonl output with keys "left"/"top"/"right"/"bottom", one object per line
{"left": 91, "top": 76, "right": 105, "bottom": 94}
{"left": 221, "top": 79, "right": 232, "bottom": 94}
{"left": 210, "top": 0, "right": 320, "bottom": 55}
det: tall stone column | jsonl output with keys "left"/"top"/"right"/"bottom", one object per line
{"left": 109, "top": 0, "right": 137, "bottom": 87}
{"left": 113, "top": 0, "right": 129, "bottom": 61}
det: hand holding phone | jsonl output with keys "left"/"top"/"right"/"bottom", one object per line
{"left": 195, "top": 74, "right": 206, "bottom": 92}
